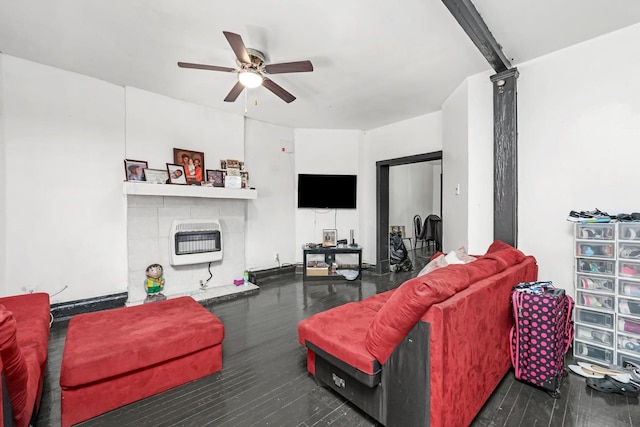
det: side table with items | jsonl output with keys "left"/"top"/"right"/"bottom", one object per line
{"left": 302, "top": 245, "right": 362, "bottom": 281}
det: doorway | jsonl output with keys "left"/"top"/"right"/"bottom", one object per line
{"left": 375, "top": 151, "right": 443, "bottom": 274}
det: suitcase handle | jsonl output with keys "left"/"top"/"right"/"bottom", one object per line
{"left": 547, "top": 288, "right": 565, "bottom": 296}
{"left": 510, "top": 291, "right": 523, "bottom": 377}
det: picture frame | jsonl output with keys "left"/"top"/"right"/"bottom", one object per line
{"left": 143, "top": 168, "right": 168, "bottom": 184}
{"left": 322, "top": 229, "right": 337, "bottom": 247}
{"left": 206, "top": 169, "right": 225, "bottom": 187}
{"left": 225, "top": 175, "right": 242, "bottom": 189}
{"left": 220, "top": 160, "right": 227, "bottom": 170}
{"left": 124, "top": 159, "right": 148, "bottom": 181}
{"left": 173, "top": 148, "right": 204, "bottom": 184}
{"left": 166, "top": 163, "right": 187, "bottom": 185}
{"left": 226, "top": 168, "right": 241, "bottom": 177}
{"left": 226, "top": 159, "right": 240, "bottom": 169}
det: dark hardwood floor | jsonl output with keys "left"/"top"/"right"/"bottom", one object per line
{"left": 36, "top": 250, "right": 639, "bottom": 427}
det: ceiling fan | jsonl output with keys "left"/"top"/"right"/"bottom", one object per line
{"left": 178, "top": 31, "right": 313, "bottom": 104}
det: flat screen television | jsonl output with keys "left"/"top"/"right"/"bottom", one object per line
{"left": 297, "top": 174, "right": 357, "bottom": 209}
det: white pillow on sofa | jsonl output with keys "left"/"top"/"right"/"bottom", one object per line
{"left": 417, "top": 254, "right": 447, "bottom": 277}
{"left": 448, "top": 247, "right": 477, "bottom": 264}
{"left": 445, "top": 250, "right": 465, "bottom": 264}
{"left": 417, "top": 247, "right": 476, "bottom": 277}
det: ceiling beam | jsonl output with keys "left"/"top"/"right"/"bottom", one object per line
{"left": 442, "top": 0, "right": 511, "bottom": 72}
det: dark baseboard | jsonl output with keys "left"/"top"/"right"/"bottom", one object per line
{"left": 249, "top": 264, "right": 297, "bottom": 286}
{"left": 51, "top": 292, "right": 128, "bottom": 322}
{"left": 199, "top": 287, "right": 260, "bottom": 306}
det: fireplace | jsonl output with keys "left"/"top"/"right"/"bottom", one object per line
{"left": 125, "top": 193, "right": 251, "bottom": 305}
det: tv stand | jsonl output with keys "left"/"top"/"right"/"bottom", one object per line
{"left": 303, "top": 246, "right": 362, "bottom": 281}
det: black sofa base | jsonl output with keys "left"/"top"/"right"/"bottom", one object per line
{"left": 311, "top": 320, "right": 431, "bottom": 426}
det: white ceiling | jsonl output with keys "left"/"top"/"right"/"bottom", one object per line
{"left": 1, "top": 0, "right": 639, "bottom": 131}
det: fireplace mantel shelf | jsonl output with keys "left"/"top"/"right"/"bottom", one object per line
{"left": 123, "top": 182, "right": 257, "bottom": 199}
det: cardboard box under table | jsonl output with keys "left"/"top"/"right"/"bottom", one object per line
{"left": 59, "top": 296, "right": 224, "bottom": 426}
{"left": 306, "top": 267, "right": 329, "bottom": 276}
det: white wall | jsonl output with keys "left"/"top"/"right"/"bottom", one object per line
{"left": 440, "top": 72, "right": 494, "bottom": 255}
{"left": 123, "top": 87, "right": 247, "bottom": 303}
{"left": 125, "top": 87, "right": 244, "bottom": 166}
{"left": 442, "top": 81, "right": 470, "bottom": 252}
{"left": 466, "top": 72, "right": 494, "bottom": 254}
{"left": 2, "top": 55, "right": 128, "bottom": 303}
{"left": 245, "top": 119, "right": 297, "bottom": 270}
{"left": 432, "top": 162, "right": 442, "bottom": 216}
{"left": 389, "top": 162, "right": 438, "bottom": 241}
{"left": 361, "top": 113, "right": 443, "bottom": 263}
{"left": 294, "top": 129, "right": 361, "bottom": 263}
{"left": 512, "top": 23, "right": 640, "bottom": 297}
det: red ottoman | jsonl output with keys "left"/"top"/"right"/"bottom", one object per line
{"left": 59, "top": 296, "right": 224, "bottom": 426}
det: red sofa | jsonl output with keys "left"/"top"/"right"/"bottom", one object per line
{"left": 298, "top": 241, "right": 538, "bottom": 427}
{"left": 0, "top": 293, "right": 51, "bottom": 427}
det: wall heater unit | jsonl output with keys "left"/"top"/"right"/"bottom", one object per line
{"left": 169, "top": 219, "right": 222, "bottom": 266}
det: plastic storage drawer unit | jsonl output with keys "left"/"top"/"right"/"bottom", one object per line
{"left": 576, "top": 258, "right": 615, "bottom": 276}
{"left": 620, "top": 261, "right": 640, "bottom": 279}
{"left": 618, "top": 352, "right": 640, "bottom": 369}
{"left": 576, "top": 242, "right": 615, "bottom": 258}
{"left": 618, "top": 333, "right": 640, "bottom": 355}
{"left": 575, "top": 308, "right": 614, "bottom": 328}
{"left": 577, "top": 274, "right": 615, "bottom": 292}
{"left": 619, "top": 280, "right": 640, "bottom": 297}
{"left": 619, "top": 224, "right": 640, "bottom": 241}
{"left": 576, "top": 224, "right": 615, "bottom": 240}
{"left": 619, "top": 316, "right": 640, "bottom": 335}
{"left": 576, "top": 290, "right": 615, "bottom": 311}
{"left": 574, "top": 341, "right": 614, "bottom": 364}
{"left": 619, "top": 297, "right": 640, "bottom": 316}
{"left": 575, "top": 324, "right": 614, "bottom": 346}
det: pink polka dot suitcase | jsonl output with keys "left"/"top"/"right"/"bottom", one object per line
{"left": 510, "top": 281, "right": 575, "bottom": 397}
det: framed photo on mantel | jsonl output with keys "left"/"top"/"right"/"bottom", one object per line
{"left": 166, "top": 163, "right": 187, "bottom": 185}
{"left": 173, "top": 148, "right": 204, "bottom": 184}
{"left": 143, "top": 168, "right": 168, "bottom": 184}
{"left": 206, "top": 169, "right": 225, "bottom": 187}
{"left": 322, "top": 229, "right": 337, "bottom": 247}
{"left": 124, "top": 159, "right": 148, "bottom": 181}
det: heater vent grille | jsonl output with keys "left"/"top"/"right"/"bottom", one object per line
{"left": 169, "top": 219, "right": 222, "bottom": 266}
{"left": 175, "top": 222, "right": 218, "bottom": 232}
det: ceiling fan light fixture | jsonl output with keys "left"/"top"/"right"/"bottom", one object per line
{"left": 238, "top": 69, "right": 263, "bottom": 88}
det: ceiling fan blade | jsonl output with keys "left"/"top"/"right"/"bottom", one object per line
{"left": 223, "top": 31, "right": 251, "bottom": 64}
{"left": 224, "top": 81, "right": 245, "bottom": 102}
{"left": 178, "top": 62, "right": 236, "bottom": 73}
{"left": 264, "top": 60, "right": 314, "bottom": 74}
{"left": 262, "top": 78, "right": 296, "bottom": 103}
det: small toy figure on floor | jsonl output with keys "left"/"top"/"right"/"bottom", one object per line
{"left": 144, "top": 264, "right": 166, "bottom": 303}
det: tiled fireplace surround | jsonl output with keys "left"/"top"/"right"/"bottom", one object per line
{"left": 126, "top": 194, "right": 255, "bottom": 305}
